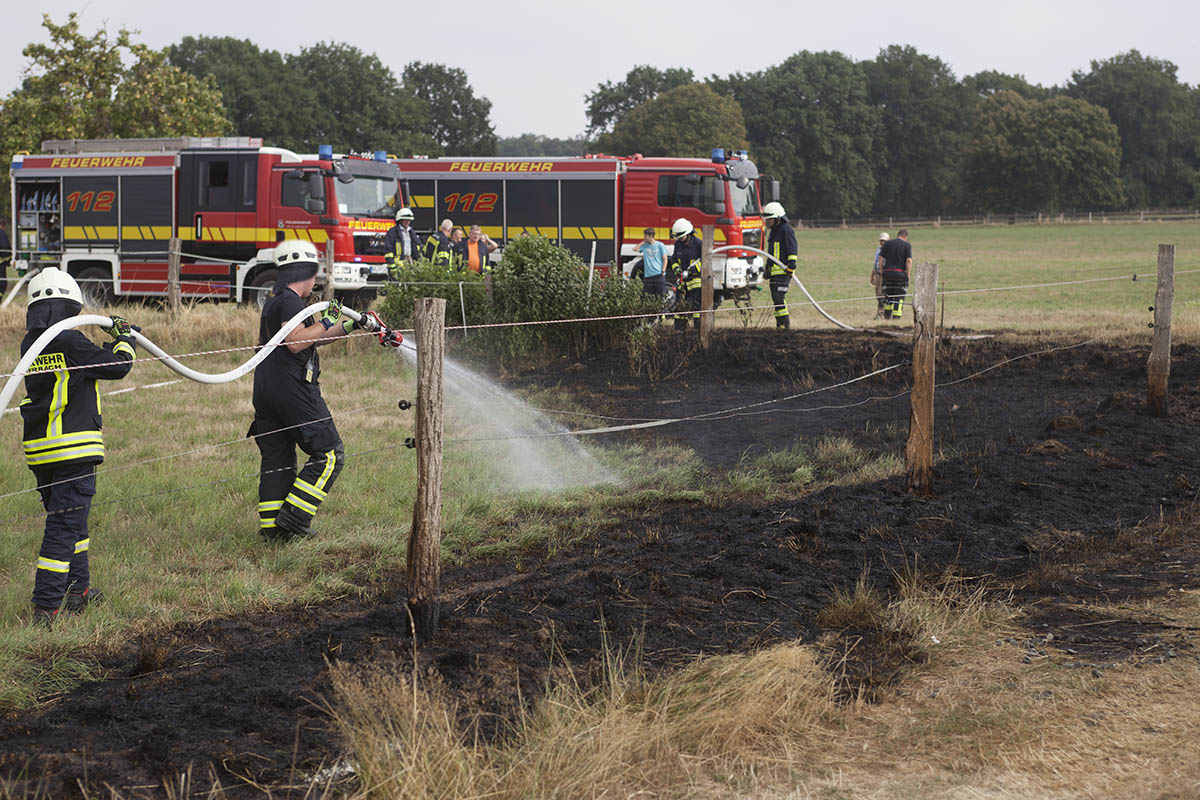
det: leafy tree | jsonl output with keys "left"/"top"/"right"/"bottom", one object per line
{"left": 864, "top": 45, "right": 974, "bottom": 216}
{"left": 0, "top": 14, "right": 229, "bottom": 215}
{"left": 291, "top": 43, "right": 437, "bottom": 157}
{"left": 963, "top": 91, "right": 1123, "bottom": 212}
{"left": 962, "top": 69, "right": 1051, "bottom": 100}
{"left": 595, "top": 83, "right": 747, "bottom": 158}
{"left": 497, "top": 133, "right": 588, "bottom": 157}
{"left": 402, "top": 62, "right": 496, "bottom": 155}
{"left": 1068, "top": 50, "right": 1199, "bottom": 207}
{"left": 712, "top": 52, "right": 881, "bottom": 218}
{"left": 585, "top": 65, "right": 694, "bottom": 137}
{"left": 167, "top": 36, "right": 317, "bottom": 150}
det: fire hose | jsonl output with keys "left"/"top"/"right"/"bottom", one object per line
{"left": 0, "top": 303, "right": 403, "bottom": 414}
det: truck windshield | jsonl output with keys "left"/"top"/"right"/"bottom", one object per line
{"left": 729, "top": 180, "right": 759, "bottom": 217}
{"left": 335, "top": 175, "right": 399, "bottom": 218}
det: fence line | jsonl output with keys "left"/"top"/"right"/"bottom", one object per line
{"left": 796, "top": 207, "right": 1200, "bottom": 231}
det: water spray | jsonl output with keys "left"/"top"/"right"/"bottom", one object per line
{"left": 0, "top": 303, "right": 404, "bottom": 413}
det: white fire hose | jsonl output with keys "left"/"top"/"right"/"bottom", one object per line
{"left": 0, "top": 303, "right": 399, "bottom": 414}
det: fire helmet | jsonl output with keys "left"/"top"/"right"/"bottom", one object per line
{"left": 28, "top": 267, "right": 83, "bottom": 306}
{"left": 670, "top": 218, "right": 694, "bottom": 239}
{"left": 273, "top": 240, "right": 320, "bottom": 268}
{"left": 396, "top": 207, "right": 414, "bottom": 221}
{"left": 762, "top": 202, "right": 786, "bottom": 220}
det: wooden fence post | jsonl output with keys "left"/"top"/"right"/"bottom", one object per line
{"left": 407, "top": 297, "right": 446, "bottom": 641}
{"left": 322, "top": 245, "right": 336, "bottom": 302}
{"left": 700, "top": 225, "right": 714, "bottom": 349}
{"left": 1147, "top": 244, "right": 1175, "bottom": 417}
{"left": 906, "top": 262, "right": 938, "bottom": 495}
{"left": 167, "top": 237, "right": 181, "bottom": 314}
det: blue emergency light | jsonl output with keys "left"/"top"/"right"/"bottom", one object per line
{"left": 373, "top": 150, "right": 387, "bottom": 162}
{"left": 318, "top": 144, "right": 333, "bottom": 160}
{"left": 711, "top": 148, "right": 726, "bottom": 163}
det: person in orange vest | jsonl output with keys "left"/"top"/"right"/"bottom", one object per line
{"left": 463, "top": 225, "right": 498, "bottom": 273}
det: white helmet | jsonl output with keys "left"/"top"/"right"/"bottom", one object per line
{"left": 28, "top": 267, "right": 83, "bottom": 306}
{"left": 396, "top": 207, "right": 414, "bottom": 221}
{"left": 273, "top": 240, "right": 320, "bottom": 268}
{"left": 762, "top": 202, "right": 786, "bottom": 220}
{"left": 878, "top": 232, "right": 890, "bottom": 242}
{"left": 670, "top": 218, "right": 694, "bottom": 239}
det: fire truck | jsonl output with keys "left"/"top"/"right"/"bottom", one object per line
{"left": 8, "top": 137, "right": 402, "bottom": 307}
{"left": 391, "top": 149, "right": 779, "bottom": 303}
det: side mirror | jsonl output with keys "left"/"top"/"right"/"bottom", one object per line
{"left": 736, "top": 176, "right": 749, "bottom": 190}
{"left": 333, "top": 161, "right": 355, "bottom": 184}
{"left": 307, "top": 173, "right": 326, "bottom": 200}
{"left": 711, "top": 180, "right": 726, "bottom": 215}
{"left": 305, "top": 196, "right": 326, "bottom": 214}
{"left": 770, "top": 180, "right": 780, "bottom": 203}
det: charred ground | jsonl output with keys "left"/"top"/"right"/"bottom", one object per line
{"left": 2, "top": 328, "right": 1199, "bottom": 797}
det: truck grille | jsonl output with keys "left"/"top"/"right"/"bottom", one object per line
{"left": 741, "top": 228, "right": 761, "bottom": 251}
{"left": 353, "top": 233, "right": 387, "bottom": 256}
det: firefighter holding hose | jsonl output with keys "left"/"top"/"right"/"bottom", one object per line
{"left": 668, "top": 218, "right": 703, "bottom": 330}
{"left": 250, "top": 241, "right": 363, "bottom": 540}
{"left": 19, "top": 268, "right": 137, "bottom": 627}
{"left": 763, "top": 202, "right": 797, "bottom": 330}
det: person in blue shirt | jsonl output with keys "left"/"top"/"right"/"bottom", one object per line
{"left": 635, "top": 227, "right": 668, "bottom": 300}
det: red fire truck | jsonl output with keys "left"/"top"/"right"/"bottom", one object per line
{"left": 391, "top": 149, "right": 779, "bottom": 302}
{"left": 9, "top": 137, "right": 402, "bottom": 307}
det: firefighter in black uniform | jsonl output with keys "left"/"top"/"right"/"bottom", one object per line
{"left": 251, "top": 240, "right": 362, "bottom": 540}
{"left": 384, "top": 207, "right": 423, "bottom": 280}
{"left": 763, "top": 202, "right": 798, "bottom": 329}
{"left": 422, "top": 219, "right": 455, "bottom": 267}
{"left": 19, "top": 267, "right": 137, "bottom": 626}
{"left": 667, "top": 218, "right": 703, "bottom": 330}
{"left": 879, "top": 229, "right": 912, "bottom": 320}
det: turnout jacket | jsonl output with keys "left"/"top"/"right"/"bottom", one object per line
{"left": 383, "top": 224, "right": 423, "bottom": 267}
{"left": 19, "top": 319, "right": 135, "bottom": 469}
{"left": 766, "top": 219, "right": 798, "bottom": 278}
{"left": 668, "top": 234, "right": 703, "bottom": 290}
{"left": 422, "top": 231, "right": 453, "bottom": 266}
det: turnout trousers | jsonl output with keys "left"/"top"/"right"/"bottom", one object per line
{"left": 30, "top": 463, "right": 95, "bottom": 609}
{"left": 252, "top": 386, "right": 345, "bottom": 534}
{"left": 769, "top": 275, "right": 791, "bottom": 329}
{"left": 882, "top": 275, "right": 908, "bottom": 320}
{"left": 674, "top": 287, "right": 702, "bottom": 330}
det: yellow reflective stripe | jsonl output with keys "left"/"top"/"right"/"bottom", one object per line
{"left": 293, "top": 478, "right": 328, "bottom": 500}
{"left": 23, "top": 430, "right": 104, "bottom": 449}
{"left": 112, "top": 342, "right": 135, "bottom": 359}
{"left": 285, "top": 494, "right": 318, "bottom": 514}
{"left": 315, "top": 450, "right": 337, "bottom": 492}
{"left": 257, "top": 500, "right": 285, "bottom": 512}
{"left": 74, "top": 538, "right": 89, "bottom": 553}
{"left": 261, "top": 519, "right": 278, "bottom": 528}
{"left": 37, "top": 557, "right": 70, "bottom": 573}
{"left": 95, "top": 382, "right": 102, "bottom": 416}
{"left": 25, "top": 444, "right": 106, "bottom": 466}
{"left": 47, "top": 371, "right": 67, "bottom": 439}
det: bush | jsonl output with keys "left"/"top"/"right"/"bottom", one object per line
{"left": 378, "top": 259, "right": 490, "bottom": 330}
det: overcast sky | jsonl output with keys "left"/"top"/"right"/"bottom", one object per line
{"left": 5, "top": 0, "right": 1198, "bottom": 140}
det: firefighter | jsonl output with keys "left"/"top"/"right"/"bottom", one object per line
{"left": 763, "top": 201, "right": 798, "bottom": 329}
{"left": 251, "top": 241, "right": 362, "bottom": 540}
{"left": 422, "top": 219, "right": 455, "bottom": 268}
{"left": 19, "top": 268, "right": 137, "bottom": 627}
{"left": 879, "top": 229, "right": 912, "bottom": 320}
{"left": 384, "top": 207, "right": 423, "bottom": 279}
{"left": 667, "top": 218, "right": 703, "bottom": 330}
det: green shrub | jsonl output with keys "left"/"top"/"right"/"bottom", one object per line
{"left": 378, "top": 259, "right": 490, "bottom": 329}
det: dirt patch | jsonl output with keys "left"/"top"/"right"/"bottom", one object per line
{"left": 3, "top": 329, "right": 1200, "bottom": 797}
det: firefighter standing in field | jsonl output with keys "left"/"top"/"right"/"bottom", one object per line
{"left": 879, "top": 229, "right": 912, "bottom": 320}
{"left": 251, "top": 241, "right": 362, "bottom": 540}
{"left": 763, "top": 202, "right": 797, "bottom": 329}
{"left": 422, "top": 218, "right": 455, "bottom": 267}
{"left": 871, "top": 232, "right": 889, "bottom": 318}
{"left": 18, "top": 268, "right": 137, "bottom": 626}
{"left": 667, "top": 218, "right": 703, "bottom": 330}
{"left": 384, "top": 207, "right": 423, "bottom": 279}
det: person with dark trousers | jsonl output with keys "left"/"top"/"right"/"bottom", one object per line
{"left": 763, "top": 202, "right": 798, "bottom": 329}
{"left": 871, "top": 232, "right": 889, "bottom": 318}
{"left": 667, "top": 218, "right": 703, "bottom": 330}
{"left": 19, "top": 268, "right": 137, "bottom": 627}
{"left": 422, "top": 219, "right": 455, "bottom": 267}
{"left": 879, "top": 229, "right": 912, "bottom": 320}
{"left": 383, "top": 207, "right": 422, "bottom": 279}
{"left": 636, "top": 227, "right": 668, "bottom": 301}
{"left": 251, "top": 240, "right": 362, "bottom": 541}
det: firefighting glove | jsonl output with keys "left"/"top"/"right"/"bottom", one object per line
{"left": 319, "top": 299, "right": 344, "bottom": 330}
{"left": 106, "top": 315, "right": 133, "bottom": 340}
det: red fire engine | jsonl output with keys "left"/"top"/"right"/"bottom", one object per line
{"left": 391, "top": 149, "right": 778, "bottom": 302}
{"left": 9, "top": 137, "right": 403, "bottom": 307}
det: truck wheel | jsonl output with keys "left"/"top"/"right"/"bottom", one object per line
{"left": 76, "top": 267, "right": 114, "bottom": 309}
{"left": 248, "top": 269, "right": 278, "bottom": 309}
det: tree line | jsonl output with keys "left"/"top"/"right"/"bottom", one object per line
{"left": 2, "top": 16, "right": 1196, "bottom": 220}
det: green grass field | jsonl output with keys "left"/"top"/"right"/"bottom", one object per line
{"left": 0, "top": 220, "right": 1197, "bottom": 710}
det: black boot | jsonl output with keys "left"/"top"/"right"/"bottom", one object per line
{"left": 30, "top": 606, "right": 58, "bottom": 629}
{"left": 65, "top": 587, "right": 104, "bottom": 614}
{"left": 274, "top": 503, "right": 316, "bottom": 539}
